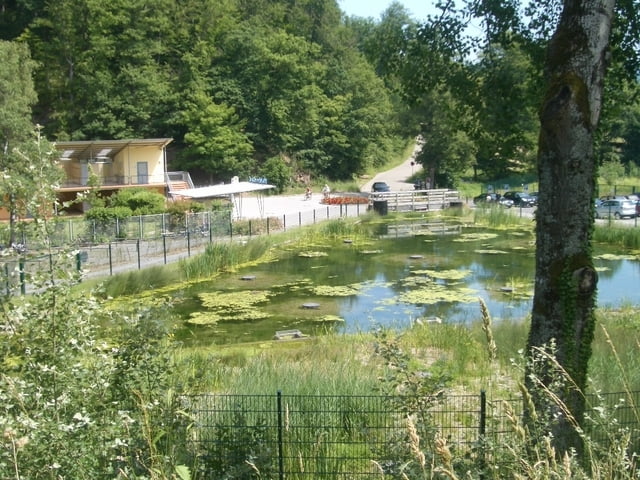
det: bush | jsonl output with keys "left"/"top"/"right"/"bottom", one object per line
{"left": 0, "top": 273, "right": 191, "bottom": 478}
{"left": 84, "top": 205, "right": 133, "bottom": 221}
{"left": 260, "top": 156, "right": 292, "bottom": 193}
{"left": 165, "top": 200, "right": 205, "bottom": 215}
{"left": 109, "top": 188, "right": 166, "bottom": 215}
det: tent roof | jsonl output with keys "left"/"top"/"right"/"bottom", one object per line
{"left": 177, "top": 182, "right": 274, "bottom": 199}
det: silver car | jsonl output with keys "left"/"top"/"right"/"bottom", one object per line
{"left": 595, "top": 199, "right": 637, "bottom": 219}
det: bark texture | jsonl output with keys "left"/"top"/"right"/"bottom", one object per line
{"left": 526, "top": 0, "right": 615, "bottom": 454}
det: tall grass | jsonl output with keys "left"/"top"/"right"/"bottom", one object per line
{"left": 473, "top": 204, "right": 533, "bottom": 228}
{"left": 180, "top": 236, "right": 273, "bottom": 281}
{"left": 99, "top": 265, "right": 183, "bottom": 297}
{"left": 97, "top": 236, "right": 275, "bottom": 297}
{"left": 178, "top": 333, "right": 380, "bottom": 395}
{"left": 172, "top": 305, "right": 640, "bottom": 397}
{"left": 593, "top": 223, "right": 640, "bottom": 250}
{"left": 589, "top": 306, "right": 640, "bottom": 392}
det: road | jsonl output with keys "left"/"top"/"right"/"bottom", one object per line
{"left": 237, "top": 142, "right": 424, "bottom": 219}
{"left": 359, "top": 142, "right": 424, "bottom": 193}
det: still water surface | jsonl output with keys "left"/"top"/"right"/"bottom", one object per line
{"left": 173, "top": 221, "right": 640, "bottom": 346}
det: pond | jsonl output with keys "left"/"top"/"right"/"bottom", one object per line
{"left": 172, "top": 220, "right": 640, "bottom": 346}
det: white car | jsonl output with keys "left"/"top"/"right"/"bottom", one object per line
{"left": 595, "top": 199, "right": 637, "bottom": 219}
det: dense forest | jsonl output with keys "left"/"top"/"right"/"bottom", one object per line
{"left": 1, "top": 0, "right": 639, "bottom": 186}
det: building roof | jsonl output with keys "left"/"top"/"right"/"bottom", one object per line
{"left": 55, "top": 138, "right": 173, "bottom": 161}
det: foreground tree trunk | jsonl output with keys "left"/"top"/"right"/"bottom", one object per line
{"left": 526, "top": 0, "right": 615, "bottom": 454}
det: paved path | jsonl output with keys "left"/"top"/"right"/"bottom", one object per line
{"left": 236, "top": 142, "right": 424, "bottom": 219}
{"left": 359, "top": 142, "right": 424, "bottom": 193}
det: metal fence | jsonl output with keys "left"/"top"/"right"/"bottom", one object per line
{"left": 184, "top": 390, "right": 640, "bottom": 479}
{"left": 0, "top": 203, "right": 369, "bottom": 292}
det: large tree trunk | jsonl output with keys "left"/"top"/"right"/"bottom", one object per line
{"left": 526, "top": 0, "right": 615, "bottom": 454}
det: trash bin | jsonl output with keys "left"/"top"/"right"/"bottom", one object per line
{"left": 373, "top": 200, "right": 388, "bottom": 215}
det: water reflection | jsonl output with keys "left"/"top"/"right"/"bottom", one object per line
{"left": 174, "top": 221, "right": 640, "bottom": 346}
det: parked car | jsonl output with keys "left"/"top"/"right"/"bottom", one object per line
{"left": 371, "top": 181, "right": 390, "bottom": 192}
{"left": 473, "top": 193, "right": 514, "bottom": 208}
{"left": 503, "top": 191, "right": 537, "bottom": 207}
{"left": 595, "top": 199, "right": 637, "bottom": 219}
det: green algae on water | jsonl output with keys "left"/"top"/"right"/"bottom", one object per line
{"left": 314, "top": 315, "right": 345, "bottom": 323}
{"left": 453, "top": 233, "right": 499, "bottom": 242}
{"left": 392, "top": 284, "right": 478, "bottom": 305}
{"left": 410, "top": 269, "right": 471, "bottom": 281}
{"left": 312, "top": 284, "right": 362, "bottom": 296}
{"left": 187, "top": 290, "right": 273, "bottom": 325}
{"left": 298, "top": 251, "right": 329, "bottom": 258}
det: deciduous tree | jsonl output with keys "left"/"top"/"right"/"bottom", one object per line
{"left": 0, "top": 41, "right": 61, "bottom": 244}
{"left": 526, "top": 0, "right": 615, "bottom": 454}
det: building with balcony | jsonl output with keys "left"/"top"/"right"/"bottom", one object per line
{"left": 55, "top": 138, "right": 179, "bottom": 213}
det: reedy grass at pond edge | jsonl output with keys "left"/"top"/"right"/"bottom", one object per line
{"left": 172, "top": 304, "right": 640, "bottom": 396}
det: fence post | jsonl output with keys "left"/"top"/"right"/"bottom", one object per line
{"left": 76, "top": 252, "right": 81, "bottom": 274}
{"left": 479, "top": 390, "right": 487, "bottom": 479}
{"left": 108, "top": 242, "right": 113, "bottom": 276}
{"left": 19, "top": 259, "right": 26, "bottom": 295}
{"left": 267, "top": 217, "right": 270, "bottom": 235}
{"left": 137, "top": 239, "right": 141, "bottom": 270}
{"left": 298, "top": 211, "right": 302, "bottom": 227}
{"left": 163, "top": 235, "right": 167, "bottom": 264}
{"left": 313, "top": 209, "right": 316, "bottom": 224}
{"left": 5, "top": 264, "right": 10, "bottom": 295}
{"left": 283, "top": 214, "right": 286, "bottom": 231}
{"left": 277, "top": 390, "right": 284, "bottom": 480}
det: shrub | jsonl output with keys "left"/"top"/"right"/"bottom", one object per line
{"left": 84, "top": 205, "right": 133, "bottom": 221}
{"left": 109, "top": 188, "right": 166, "bottom": 215}
{"left": 260, "top": 156, "right": 292, "bottom": 193}
{"left": 165, "top": 199, "right": 205, "bottom": 215}
{"left": 0, "top": 270, "right": 191, "bottom": 478}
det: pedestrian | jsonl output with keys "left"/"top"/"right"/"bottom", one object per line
{"left": 322, "top": 184, "right": 331, "bottom": 199}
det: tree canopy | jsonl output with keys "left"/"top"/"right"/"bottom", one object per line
{"left": 1, "top": 0, "right": 639, "bottom": 186}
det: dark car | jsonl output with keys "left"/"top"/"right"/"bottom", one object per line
{"left": 473, "top": 193, "right": 513, "bottom": 208}
{"left": 371, "top": 181, "right": 390, "bottom": 192}
{"left": 503, "top": 191, "right": 537, "bottom": 207}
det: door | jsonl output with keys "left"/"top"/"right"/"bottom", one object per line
{"left": 80, "top": 162, "right": 89, "bottom": 186}
{"left": 136, "top": 162, "right": 149, "bottom": 184}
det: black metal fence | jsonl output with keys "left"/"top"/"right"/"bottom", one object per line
{"left": 0, "top": 204, "right": 368, "bottom": 293}
{"left": 184, "top": 390, "right": 640, "bottom": 479}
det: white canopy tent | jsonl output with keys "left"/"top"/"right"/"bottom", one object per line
{"left": 176, "top": 181, "right": 275, "bottom": 219}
